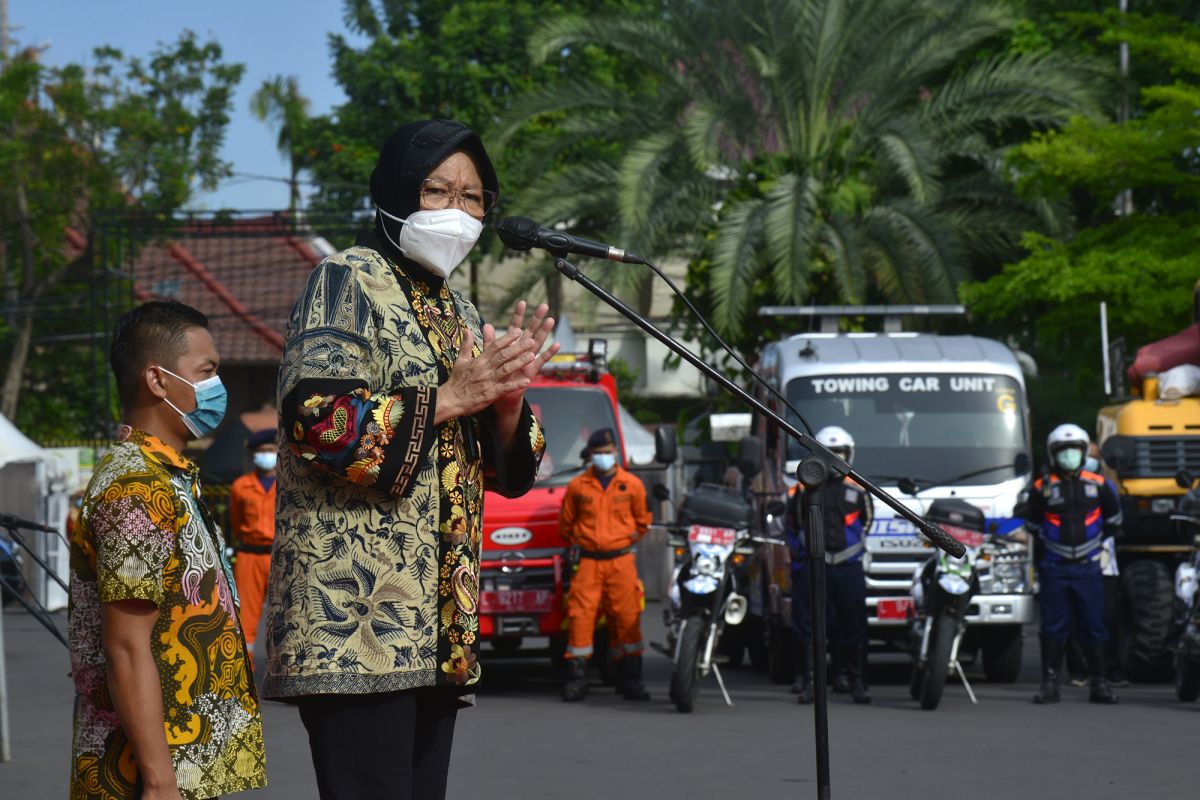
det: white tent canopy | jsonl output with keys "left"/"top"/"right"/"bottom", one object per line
{"left": 0, "top": 412, "right": 70, "bottom": 612}
{"left": 0, "top": 412, "right": 47, "bottom": 470}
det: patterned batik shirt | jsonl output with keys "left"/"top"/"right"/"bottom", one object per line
{"left": 263, "top": 234, "right": 545, "bottom": 701}
{"left": 67, "top": 428, "right": 266, "bottom": 800}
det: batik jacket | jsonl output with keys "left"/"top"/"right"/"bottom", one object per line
{"left": 263, "top": 235, "right": 544, "bottom": 700}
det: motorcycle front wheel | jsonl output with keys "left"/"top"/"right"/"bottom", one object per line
{"left": 670, "top": 616, "right": 706, "bottom": 713}
{"left": 919, "top": 613, "right": 957, "bottom": 711}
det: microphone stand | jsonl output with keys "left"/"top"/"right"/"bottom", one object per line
{"left": 552, "top": 256, "right": 963, "bottom": 799}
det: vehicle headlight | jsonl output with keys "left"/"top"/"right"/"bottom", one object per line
{"left": 989, "top": 561, "right": 1027, "bottom": 594}
{"left": 937, "top": 573, "right": 971, "bottom": 596}
{"left": 694, "top": 553, "right": 720, "bottom": 577}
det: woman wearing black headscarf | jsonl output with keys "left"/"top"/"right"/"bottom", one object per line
{"left": 265, "top": 120, "right": 557, "bottom": 799}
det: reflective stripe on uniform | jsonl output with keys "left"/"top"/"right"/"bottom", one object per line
{"left": 567, "top": 645, "right": 594, "bottom": 658}
{"left": 622, "top": 642, "right": 643, "bottom": 654}
{"left": 1043, "top": 537, "right": 1103, "bottom": 561}
{"left": 826, "top": 541, "right": 864, "bottom": 565}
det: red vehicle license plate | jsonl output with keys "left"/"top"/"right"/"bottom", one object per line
{"left": 479, "top": 589, "right": 555, "bottom": 614}
{"left": 876, "top": 598, "right": 913, "bottom": 620}
{"left": 939, "top": 524, "right": 986, "bottom": 548}
{"left": 688, "top": 525, "right": 737, "bottom": 546}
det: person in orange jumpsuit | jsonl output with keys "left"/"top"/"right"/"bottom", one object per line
{"left": 560, "top": 427, "right": 653, "bottom": 702}
{"left": 230, "top": 428, "right": 277, "bottom": 656}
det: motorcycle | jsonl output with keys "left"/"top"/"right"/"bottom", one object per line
{"left": 1172, "top": 469, "right": 1200, "bottom": 702}
{"left": 908, "top": 498, "right": 1021, "bottom": 710}
{"left": 658, "top": 483, "right": 773, "bottom": 713}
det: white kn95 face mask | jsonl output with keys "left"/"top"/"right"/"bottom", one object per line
{"left": 377, "top": 206, "right": 483, "bottom": 278}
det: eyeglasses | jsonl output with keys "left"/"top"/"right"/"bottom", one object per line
{"left": 420, "top": 178, "right": 496, "bottom": 217}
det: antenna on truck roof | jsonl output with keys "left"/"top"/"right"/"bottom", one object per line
{"left": 759, "top": 304, "right": 966, "bottom": 334}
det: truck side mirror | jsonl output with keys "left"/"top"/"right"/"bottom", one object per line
{"left": 1100, "top": 435, "right": 1136, "bottom": 474}
{"left": 736, "top": 435, "right": 763, "bottom": 479}
{"left": 652, "top": 483, "right": 671, "bottom": 502}
{"left": 1177, "top": 469, "right": 1195, "bottom": 490}
{"left": 654, "top": 426, "right": 678, "bottom": 465}
{"left": 1013, "top": 452, "right": 1031, "bottom": 476}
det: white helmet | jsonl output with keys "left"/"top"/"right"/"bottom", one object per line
{"left": 1046, "top": 423, "right": 1090, "bottom": 454}
{"left": 1047, "top": 423, "right": 1089, "bottom": 473}
{"left": 816, "top": 425, "right": 855, "bottom": 464}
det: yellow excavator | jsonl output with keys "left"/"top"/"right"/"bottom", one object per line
{"left": 1097, "top": 281, "right": 1200, "bottom": 679}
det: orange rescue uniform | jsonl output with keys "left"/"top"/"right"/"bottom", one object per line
{"left": 229, "top": 472, "right": 276, "bottom": 648}
{"left": 560, "top": 465, "right": 652, "bottom": 661}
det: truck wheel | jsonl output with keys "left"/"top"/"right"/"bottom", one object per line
{"left": 718, "top": 621, "right": 746, "bottom": 667}
{"left": 766, "top": 614, "right": 797, "bottom": 685}
{"left": 491, "top": 636, "right": 523, "bottom": 655}
{"left": 1119, "top": 560, "right": 1174, "bottom": 680}
{"left": 981, "top": 625, "right": 1023, "bottom": 683}
{"left": 1175, "top": 651, "right": 1200, "bottom": 702}
{"left": 670, "top": 616, "right": 705, "bottom": 713}
{"left": 594, "top": 627, "right": 614, "bottom": 685}
{"left": 745, "top": 614, "right": 767, "bottom": 669}
{"left": 919, "top": 614, "right": 957, "bottom": 711}
{"left": 549, "top": 633, "right": 568, "bottom": 670}
{"left": 909, "top": 662, "right": 925, "bottom": 700}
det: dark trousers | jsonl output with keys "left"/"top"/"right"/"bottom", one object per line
{"left": 297, "top": 688, "right": 459, "bottom": 800}
{"left": 791, "top": 560, "right": 868, "bottom": 648}
{"left": 1067, "top": 574, "right": 1121, "bottom": 673}
{"left": 1039, "top": 560, "right": 1107, "bottom": 644}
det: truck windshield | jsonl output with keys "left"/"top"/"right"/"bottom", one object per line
{"left": 527, "top": 386, "right": 621, "bottom": 486}
{"left": 785, "top": 373, "right": 1028, "bottom": 484}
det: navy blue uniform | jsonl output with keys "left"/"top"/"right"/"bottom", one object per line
{"left": 1022, "top": 469, "right": 1123, "bottom": 644}
{"left": 787, "top": 478, "right": 872, "bottom": 647}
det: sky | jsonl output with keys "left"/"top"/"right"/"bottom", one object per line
{"left": 13, "top": 0, "right": 364, "bottom": 210}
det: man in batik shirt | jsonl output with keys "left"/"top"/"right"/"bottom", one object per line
{"left": 68, "top": 301, "right": 265, "bottom": 800}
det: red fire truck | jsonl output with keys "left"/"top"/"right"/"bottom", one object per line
{"left": 478, "top": 341, "right": 628, "bottom": 663}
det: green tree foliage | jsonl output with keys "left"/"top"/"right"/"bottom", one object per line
{"left": 251, "top": 75, "right": 310, "bottom": 212}
{"left": 0, "top": 33, "right": 243, "bottom": 439}
{"left": 964, "top": 10, "right": 1200, "bottom": 438}
{"left": 292, "top": 0, "right": 657, "bottom": 312}
{"left": 499, "top": 0, "right": 1106, "bottom": 343}
{"left": 962, "top": 220, "right": 1199, "bottom": 435}
{"left": 296, "top": 0, "right": 655, "bottom": 217}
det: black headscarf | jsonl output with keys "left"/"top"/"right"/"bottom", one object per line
{"left": 368, "top": 119, "right": 499, "bottom": 270}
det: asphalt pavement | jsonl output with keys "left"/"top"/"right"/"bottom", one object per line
{"left": 1, "top": 604, "right": 1195, "bottom": 800}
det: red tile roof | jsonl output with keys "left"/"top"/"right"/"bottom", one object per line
{"left": 130, "top": 215, "right": 335, "bottom": 365}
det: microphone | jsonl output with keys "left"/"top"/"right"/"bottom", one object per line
{"left": 494, "top": 216, "right": 644, "bottom": 264}
{"left": 0, "top": 512, "right": 58, "bottom": 534}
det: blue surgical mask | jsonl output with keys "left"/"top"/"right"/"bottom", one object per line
{"left": 1054, "top": 448, "right": 1084, "bottom": 473}
{"left": 592, "top": 452, "right": 617, "bottom": 473}
{"left": 253, "top": 452, "right": 278, "bottom": 472}
{"left": 1084, "top": 456, "right": 1101, "bottom": 474}
{"left": 158, "top": 366, "right": 227, "bottom": 439}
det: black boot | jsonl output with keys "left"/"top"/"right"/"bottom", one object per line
{"left": 561, "top": 658, "right": 589, "bottom": 702}
{"left": 794, "top": 641, "right": 815, "bottom": 703}
{"left": 1033, "top": 638, "right": 1062, "bottom": 704}
{"left": 1085, "top": 644, "right": 1119, "bottom": 705}
{"left": 831, "top": 645, "right": 850, "bottom": 693}
{"left": 620, "top": 655, "right": 651, "bottom": 701}
{"left": 846, "top": 645, "right": 871, "bottom": 705}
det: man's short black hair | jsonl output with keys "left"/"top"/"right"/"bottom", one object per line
{"left": 110, "top": 301, "right": 209, "bottom": 409}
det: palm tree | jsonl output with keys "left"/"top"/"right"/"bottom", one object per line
{"left": 497, "top": 0, "right": 1106, "bottom": 334}
{"left": 250, "top": 74, "right": 310, "bottom": 213}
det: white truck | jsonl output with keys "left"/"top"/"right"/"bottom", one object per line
{"left": 753, "top": 306, "right": 1036, "bottom": 682}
